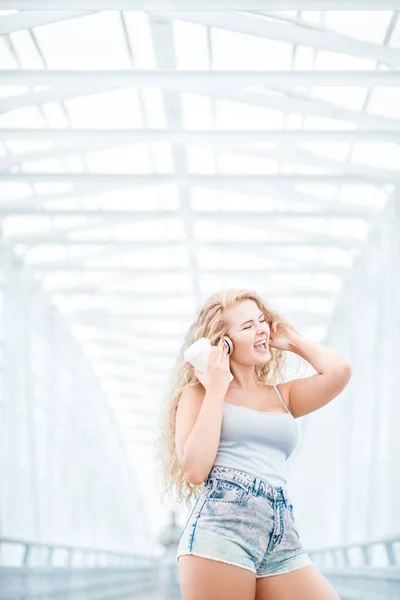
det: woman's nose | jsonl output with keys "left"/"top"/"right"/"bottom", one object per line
{"left": 257, "top": 324, "right": 269, "bottom": 335}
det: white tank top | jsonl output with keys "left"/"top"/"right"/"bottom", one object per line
{"left": 211, "top": 384, "right": 299, "bottom": 487}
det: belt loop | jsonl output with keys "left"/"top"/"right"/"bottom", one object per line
{"left": 252, "top": 477, "right": 260, "bottom": 495}
{"left": 206, "top": 477, "right": 217, "bottom": 492}
{"left": 282, "top": 487, "right": 290, "bottom": 507}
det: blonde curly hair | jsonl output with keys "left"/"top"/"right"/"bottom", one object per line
{"left": 154, "top": 287, "right": 301, "bottom": 512}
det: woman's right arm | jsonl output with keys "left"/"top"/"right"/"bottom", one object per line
{"left": 176, "top": 386, "right": 226, "bottom": 485}
{"left": 175, "top": 338, "right": 231, "bottom": 485}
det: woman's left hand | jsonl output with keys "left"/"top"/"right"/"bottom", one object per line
{"left": 269, "top": 320, "right": 302, "bottom": 351}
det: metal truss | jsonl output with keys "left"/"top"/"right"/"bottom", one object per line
{"left": 4, "top": 69, "right": 400, "bottom": 87}
{"left": 1, "top": 1, "right": 400, "bottom": 8}
{"left": 0, "top": 5, "right": 398, "bottom": 485}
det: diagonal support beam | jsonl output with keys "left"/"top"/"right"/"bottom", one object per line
{"left": 151, "top": 10, "right": 400, "bottom": 65}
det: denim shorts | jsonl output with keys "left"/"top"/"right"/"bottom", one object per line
{"left": 176, "top": 465, "right": 313, "bottom": 578}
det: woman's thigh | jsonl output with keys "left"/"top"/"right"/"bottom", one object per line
{"left": 255, "top": 564, "right": 340, "bottom": 600}
{"left": 179, "top": 555, "right": 256, "bottom": 600}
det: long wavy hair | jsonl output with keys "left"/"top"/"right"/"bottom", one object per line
{"left": 154, "top": 288, "right": 301, "bottom": 512}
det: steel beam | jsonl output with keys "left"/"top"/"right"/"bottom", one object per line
{"left": 0, "top": 132, "right": 395, "bottom": 181}
{"left": 0, "top": 1, "right": 399, "bottom": 9}
{"left": 50, "top": 288, "right": 337, "bottom": 298}
{"left": 1, "top": 79, "right": 398, "bottom": 134}
{"left": 4, "top": 238, "right": 358, "bottom": 248}
{"left": 0, "top": 173, "right": 397, "bottom": 185}
{"left": 3, "top": 69, "right": 400, "bottom": 87}
{"left": 28, "top": 265, "right": 348, "bottom": 274}
{"left": 0, "top": 10, "right": 94, "bottom": 35}
{"left": 0, "top": 209, "right": 374, "bottom": 219}
{"left": 1, "top": 128, "right": 398, "bottom": 143}
{"left": 148, "top": 14, "right": 202, "bottom": 310}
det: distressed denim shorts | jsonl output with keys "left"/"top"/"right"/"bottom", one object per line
{"left": 176, "top": 465, "right": 313, "bottom": 578}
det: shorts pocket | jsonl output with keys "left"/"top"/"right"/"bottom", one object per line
{"left": 206, "top": 478, "right": 250, "bottom": 504}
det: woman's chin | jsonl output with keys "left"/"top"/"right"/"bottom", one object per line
{"left": 254, "top": 350, "right": 271, "bottom": 364}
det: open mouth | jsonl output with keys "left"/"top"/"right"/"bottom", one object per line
{"left": 254, "top": 340, "right": 268, "bottom": 353}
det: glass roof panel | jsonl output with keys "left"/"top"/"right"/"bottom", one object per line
{"left": 367, "top": 88, "right": 400, "bottom": 119}
{"left": 215, "top": 99, "right": 285, "bottom": 129}
{"left": 33, "top": 12, "right": 131, "bottom": 69}
{"left": 173, "top": 20, "right": 210, "bottom": 70}
{"left": 123, "top": 12, "right": 157, "bottom": 68}
{"left": 65, "top": 89, "right": 144, "bottom": 129}
{"left": 324, "top": 10, "right": 393, "bottom": 43}
{"left": 211, "top": 27, "right": 293, "bottom": 70}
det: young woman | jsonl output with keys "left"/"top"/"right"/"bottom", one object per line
{"left": 157, "top": 288, "right": 352, "bottom": 600}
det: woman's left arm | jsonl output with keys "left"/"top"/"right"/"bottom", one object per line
{"left": 286, "top": 337, "right": 352, "bottom": 418}
{"left": 270, "top": 323, "right": 352, "bottom": 418}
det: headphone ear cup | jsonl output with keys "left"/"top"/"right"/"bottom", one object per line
{"left": 222, "top": 336, "right": 233, "bottom": 355}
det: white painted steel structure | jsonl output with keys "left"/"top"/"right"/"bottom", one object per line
{"left": 0, "top": 6, "right": 399, "bottom": 562}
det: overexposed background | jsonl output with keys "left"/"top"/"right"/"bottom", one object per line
{"left": 0, "top": 7, "right": 399, "bottom": 564}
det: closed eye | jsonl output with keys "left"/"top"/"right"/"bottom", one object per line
{"left": 243, "top": 318, "right": 266, "bottom": 330}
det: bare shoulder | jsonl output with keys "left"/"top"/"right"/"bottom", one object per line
{"left": 175, "top": 383, "right": 205, "bottom": 469}
{"left": 178, "top": 382, "right": 205, "bottom": 412}
{"left": 274, "top": 382, "right": 292, "bottom": 412}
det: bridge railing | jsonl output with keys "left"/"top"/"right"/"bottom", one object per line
{"left": 308, "top": 534, "right": 400, "bottom": 600}
{"left": 308, "top": 533, "right": 400, "bottom": 568}
{"left": 0, "top": 536, "right": 155, "bottom": 567}
{"left": 0, "top": 536, "right": 164, "bottom": 600}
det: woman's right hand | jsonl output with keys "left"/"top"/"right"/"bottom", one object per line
{"left": 194, "top": 338, "right": 231, "bottom": 397}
